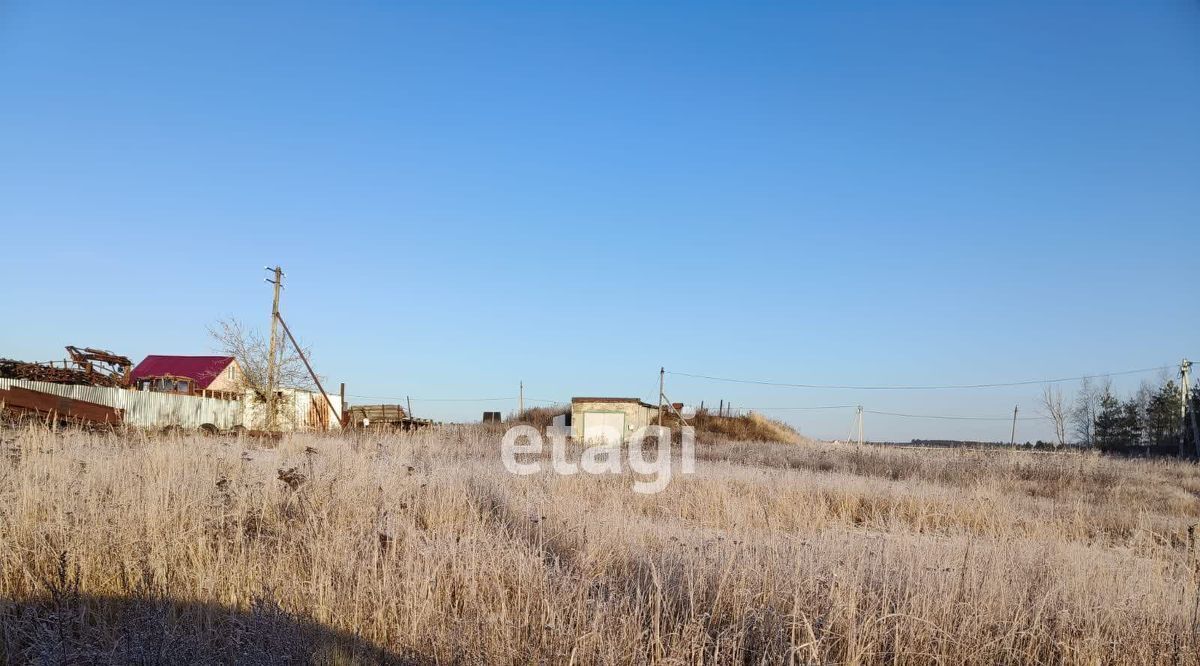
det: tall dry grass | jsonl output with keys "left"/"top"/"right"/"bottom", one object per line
{"left": 0, "top": 425, "right": 1198, "bottom": 664}
{"left": 689, "top": 410, "right": 805, "bottom": 444}
{"left": 508, "top": 404, "right": 569, "bottom": 430}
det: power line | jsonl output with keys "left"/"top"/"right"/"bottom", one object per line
{"left": 343, "top": 394, "right": 565, "bottom": 404}
{"left": 345, "top": 394, "right": 515, "bottom": 402}
{"left": 706, "top": 404, "right": 1047, "bottom": 421}
{"left": 864, "top": 409, "right": 1052, "bottom": 422}
{"left": 666, "top": 364, "right": 1173, "bottom": 391}
{"left": 410, "top": 396, "right": 515, "bottom": 402}
{"left": 731, "top": 404, "right": 857, "bottom": 411}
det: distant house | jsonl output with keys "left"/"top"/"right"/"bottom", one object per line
{"left": 571, "top": 397, "right": 658, "bottom": 445}
{"left": 130, "top": 355, "right": 243, "bottom": 397}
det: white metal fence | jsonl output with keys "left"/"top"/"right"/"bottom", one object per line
{"left": 0, "top": 378, "right": 242, "bottom": 429}
{"left": 0, "top": 379, "right": 342, "bottom": 431}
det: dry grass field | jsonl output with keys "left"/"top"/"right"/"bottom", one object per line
{"left": 1, "top": 425, "right": 1199, "bottom": 664}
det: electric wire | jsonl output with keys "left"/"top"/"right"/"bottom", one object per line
{"left": 864, "top": 409, "right": 1051, "bottom": 422}
{"left": 344, "top": 394, "right": 515, "bottom": 402}
{"left": 341, "top": 357, "right": 1193, "bottom": 423}
{"left": 726, "top": 404, "right": 857, "bottom": 411}
{"left": 698, "top": 404, "right": 1047, "bottom": 421}
{"left": 666, "top": 364, "right": 1173, "bottom": 391}
{"left": 343, "top": 394, "right": 564, "bottom": 404}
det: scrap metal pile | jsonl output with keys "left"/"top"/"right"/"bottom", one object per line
{"left": 0, "top": 345, "right": 132, "bottom": 388}
{"left": 65, "top": 346, "right": 132, "bottom": 386}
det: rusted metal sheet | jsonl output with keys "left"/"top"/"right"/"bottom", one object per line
{"left": 0, "top": 386, "right": 123, "bottom": 424}
{"left": 0, "top": 387, "right": 119, "bottom": 424}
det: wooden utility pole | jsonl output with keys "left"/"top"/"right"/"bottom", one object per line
{"left": 406, "top": 395, "right": 414, "bottom": 421}
{"left": 1010, "top": 405, "right": 1019, "bottom": 447}
{"left": 519, "top": 381, "right": 524, "bottom": 419}
{"left": 339, "top": 382, "right": 346, "bottom": 427}
{"left": 265, "top": 266, "right": 283, "bottom": 430}
{"left": 658, "top": 367, "right": 665, "bottom": 425}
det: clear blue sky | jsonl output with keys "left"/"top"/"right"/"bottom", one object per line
{"left": 2, "top": 2, "right": 1197, "bottom": 441}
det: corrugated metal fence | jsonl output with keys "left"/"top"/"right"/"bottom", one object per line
{"left": 0, "top": 378, "right": 243, "bottom": 428}
{"left": 0, "top": 379, "right": 345, "bottom": 431}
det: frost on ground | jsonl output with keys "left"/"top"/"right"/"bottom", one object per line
{"left": 0, "top": 425, "right": 1198, "bottom": 665}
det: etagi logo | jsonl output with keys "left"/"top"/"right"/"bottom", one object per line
{"left": 501, "top": 416, "right": 695, "bottom": 494}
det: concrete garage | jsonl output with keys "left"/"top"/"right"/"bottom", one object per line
{"left": 571, "top": 397, "right": 658, "bottom": 444}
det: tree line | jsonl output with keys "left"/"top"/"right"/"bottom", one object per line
{"left": 1039, "top": 375, "right": 1198, "bottom": 452}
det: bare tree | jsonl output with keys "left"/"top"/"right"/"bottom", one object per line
{"left": 1131, "top": 380, "right": 1156, "bottom": 447}
{"left": 207, "top": 318, "right": 315, "bottom": 396}
{"left": 1070, "top": 376, "right": 1110, "bottom": 448}
{"left": 1040, "top": 385, "right": 1069, "bottom": 446}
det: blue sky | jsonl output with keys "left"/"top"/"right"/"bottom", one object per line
{"left": 1, "top": 1, "right": 1197, "bottom": 440}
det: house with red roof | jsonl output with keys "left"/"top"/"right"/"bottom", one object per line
{"left": 130, "top": 355, "right": 244, "bottom": 397}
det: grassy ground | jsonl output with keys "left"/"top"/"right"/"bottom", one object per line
{"left": 0, "top": 425, "right": 1198, "bottom": 664}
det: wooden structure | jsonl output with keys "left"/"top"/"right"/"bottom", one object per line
{"left": 347, "top": 404, "right": 432, "bottom": 431}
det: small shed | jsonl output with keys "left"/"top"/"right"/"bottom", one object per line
{"left": 571, "top": 397, "right": 658, "bottom": 445}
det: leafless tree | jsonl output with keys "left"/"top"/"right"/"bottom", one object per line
{"left": 1039, "top": 385, "right": 1069, "bottom": 446}
{"left": 1131, "top": 380, "right": 1157, "bottom": 447}
{"left": 1070, "top": 376, "right": 1110, "bottom": 447}
{"left": 207, "top": 318, "right": 315, "bottom": 397}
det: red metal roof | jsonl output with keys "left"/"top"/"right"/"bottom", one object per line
{"left": 130, "top": 355, "right": 235, "bottom": 389}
